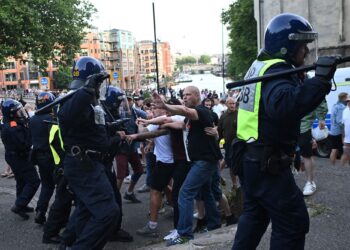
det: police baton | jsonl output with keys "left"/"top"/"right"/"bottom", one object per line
{"left": 35, "top": 72, "right": 110, "bottom": 115}
{"left": 226, "top": 55, "right": 350, "bottom": 89}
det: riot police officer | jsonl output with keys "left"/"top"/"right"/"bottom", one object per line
{"left": 58, "top": 57, "right": 120, "bottom": 249}
{"left": 29, "top": 92, "right": 56, "bottom": 224}
{"left": 102, "top": 86, "right": 133, "bottom": 242}
{"left": 1, "top": 99, "right": 40, "bottom": 220}
{"left": 231, "top": 13, "right": 337, "bottom": 250}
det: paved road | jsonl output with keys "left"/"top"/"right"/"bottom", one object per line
{"left": 0, "top": 141, "right": 349, "bottom": 250}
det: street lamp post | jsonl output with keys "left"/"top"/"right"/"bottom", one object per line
{"left": 152, "top": 2, "right": 160, "bottom": 93}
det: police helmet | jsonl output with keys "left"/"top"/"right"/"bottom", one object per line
{"left": 69, "top": 56, "right": 106, "bottom": 90}
{"left": 105, "top": 86, "right": 126, "bottom": 111}
{"left": 36, "top": 92, "right": 56, "bottom": 110}
{"left": 262, "top": 13, "right": 318, "bottom": 63}
{"left": 2, "top": 99, "right": 24, "bottom": 120}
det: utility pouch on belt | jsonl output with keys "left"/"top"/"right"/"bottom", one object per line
{"left": 229, "top": 138, "right": 247, "bottom": 176}
{"left": 261, "top": 146, "right": 293, "bottom": 175}
{"left": 70, "top": 146, "right": 94, "bottom": 170}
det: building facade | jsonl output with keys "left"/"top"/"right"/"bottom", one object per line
{"left": 254, "top": 0, "right": 350, "bottom": 65}
{"left": 138, "top": 40, "right": 172, "bottom": 86}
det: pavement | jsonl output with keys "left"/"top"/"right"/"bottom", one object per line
{"left": 0, "top": 141, "right": 350, "bottom": 250}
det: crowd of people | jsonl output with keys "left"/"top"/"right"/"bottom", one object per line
{"left": 1, "top": 12, "right": 350, "bottom": 250}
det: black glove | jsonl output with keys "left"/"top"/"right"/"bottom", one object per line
{"left": 315, "top": 56, "right": 338, "bottom": 81}
{"left": 84, "top": 72, "right": 110, "bottom": 98}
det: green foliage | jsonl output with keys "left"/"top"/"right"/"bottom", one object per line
{"left": 0, "top": 0, "right": 96, "bottom": 69}
{"left": 176, "top": 56, "right": 197, "bottom": 68}
{"left": 198, "top": 55, "right": 211, "bottom": 64}
{"left": 53, "top": 66, "right": 72, "bottom": 90}
{"left": 222, "top": 0, "right": 257, "bottom": 79}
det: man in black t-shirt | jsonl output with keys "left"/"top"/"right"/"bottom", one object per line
{"left": 152, "top": 86, "right": 222, "bottom": 246}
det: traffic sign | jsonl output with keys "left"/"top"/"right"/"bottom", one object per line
{"left": 41, "top": 77, "right": 48, "bottom": 85}
{"left": 113, "top": 72, "right": 118, "bottom": 79}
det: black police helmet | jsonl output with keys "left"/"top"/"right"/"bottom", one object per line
{"left": 69, "top": 56, "right": 106, "bottom": 90}
{"left": 261, "top": 13, "right": 317, "bottom": 63}
{"left": 35, "top": 92, "right": 56, "bottom": 110}
{"left": 105, "top": 86, "right": 125, "bottom": 110}
{"left": 2, "top": 99, "right": 23, "bottom": 120}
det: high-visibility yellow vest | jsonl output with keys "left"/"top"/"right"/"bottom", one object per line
{"left": 237, "top": 59, "right": 285, "bottom": 142}
{"left": 49, "top": 124, "right": 64, "bottom": 165}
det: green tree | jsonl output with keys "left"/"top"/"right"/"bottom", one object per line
{"left": 0, "top": 0, "right": 96, "bottom": 69}
{"left": 53, "top": 66, "right": 72, "bottom": 89}
{"left": 222, "top": 0, "right": 257, "bottom": 79}
{"left": 176, "top": 56, "right": 197, "bottom": 70}
{"left": 198, "top": 55, "right": 211, "bottom": 64}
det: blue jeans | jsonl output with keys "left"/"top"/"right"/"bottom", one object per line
{"left": 177, "top": 160, "right": 221, "bottom": 238}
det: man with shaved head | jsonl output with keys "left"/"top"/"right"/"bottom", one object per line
{"left": 153, "top": 86, "right": 222, "bottom": 246}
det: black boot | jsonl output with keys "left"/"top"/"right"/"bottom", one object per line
{"left": 42, "top": 235, "right": 62, "bottom": 244}
{"left": 11, "top": 205, "right": 29, "bottom": 220}
{"left": 225, "top": 214, "right": 238, "bottom": 226}
{"left": 109, "top": 229, "right": 133, "bottom": 242}
{"left": 23, "top": 206, "right": 35, "bottom": 213}
{"left": 193, "top": 217, "right": 208, "bottom": 233}
{"left": 35, "top": 211, "right": 46, "bottom": 224}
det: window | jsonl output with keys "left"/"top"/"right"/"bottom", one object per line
{"left": 20, "top": 71, "right": 26, "bottom": 80}
{"left": 29, "top": 71, "right": 39, "bottom": 80}
{"left": 5, "top": 73, "right": 17, "bottom": 81}
{"left": 4, "top": 62, "right": 16, "bottom": 69}
{"left": 81, "top": 51, "right": 88, "bottom": 56}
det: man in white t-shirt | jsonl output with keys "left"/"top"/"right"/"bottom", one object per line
{"left": 341, "top": 97, "right": 350, "bottom": 166}
{"left": 212, "top": 95, "right": 225, "bottom": 118}
{"left": 127, "top": 107, "right": 175, "bottom": 238}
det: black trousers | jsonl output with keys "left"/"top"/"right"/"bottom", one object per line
{"left": 232, "top": 154, "right": 309, "bottom": 250}
{"left": 43, "top": 173, "right": 74, "bottom": 238}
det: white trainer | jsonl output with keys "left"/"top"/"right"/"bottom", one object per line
{"left": 303, "top": 181, "right": 316, "bottom": 196}
{"left": 163, "top": 229, "right": 179, "bottom": 241}
{"left": 123, "top": 174, "right": 131, "bottom": 184}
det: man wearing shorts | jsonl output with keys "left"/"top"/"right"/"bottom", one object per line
{"left": 299, "top": 100, "right": 328, "bottom": 196}
{"left": 329, "top": 92, "right": 348, "bottom": 165}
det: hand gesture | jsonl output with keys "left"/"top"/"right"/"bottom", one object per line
{"left": 137, "top": 118, "right": 148, "bottom": 126}
{"left": 116, "top": 131, "right": 126, "bottom": 140}
{"left": 125, "top": 134, "right": 137, "bottom": 144}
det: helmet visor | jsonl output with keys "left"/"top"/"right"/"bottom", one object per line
{"left": 16, "top": 107, "right": 29, "bottom": 119}
{"left": 290, "top": 31, "right": 319, "bottom": 63}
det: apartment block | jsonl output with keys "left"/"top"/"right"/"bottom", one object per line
{"left": 138, "top": 40, "right": 172, "bottom": 85}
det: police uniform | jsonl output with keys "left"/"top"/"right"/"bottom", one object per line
{"left": 58, "top": 85, "right": 119, "bottom": 249}
{"left": 1, "top": 100, "right": 40, "bottom": 220}
{"left": 43, "top": 124, "right": 75, "bottom": 244}
{"left": 29, "top": 110, "right": 56, "bottom": 224}
{"left": 231, "top": 13, "right": 336, "bottom": 250}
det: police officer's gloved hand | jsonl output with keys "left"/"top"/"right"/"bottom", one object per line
{"left": 315, "top": 56, "right": 338, "bottom": 82}
{"left": 84, "top": 72, "right": 110, "bottom": 98}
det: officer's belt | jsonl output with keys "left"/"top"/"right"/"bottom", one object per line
{"left": 245, "top": 144, "right": 265, "bottom": 159}
{"left": 65, "top": 145, "right": 107, "bottom": 161}
{"left": 5, "top": 150, "right": 30, "bottom": 157}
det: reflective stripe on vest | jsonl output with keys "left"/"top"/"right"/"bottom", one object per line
{"left": 49, "top": 124, "right": 64, "bottom": 165}
{"left": 237, "top": 59, "right": 285, "bottom": 142}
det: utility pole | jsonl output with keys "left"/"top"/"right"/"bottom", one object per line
{"left": 152, "top": 2, "right": 160, "bottom": 93}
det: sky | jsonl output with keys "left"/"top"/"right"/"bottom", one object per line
{"left": 89, "top": 0, "right": 234, "bottom": 56}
